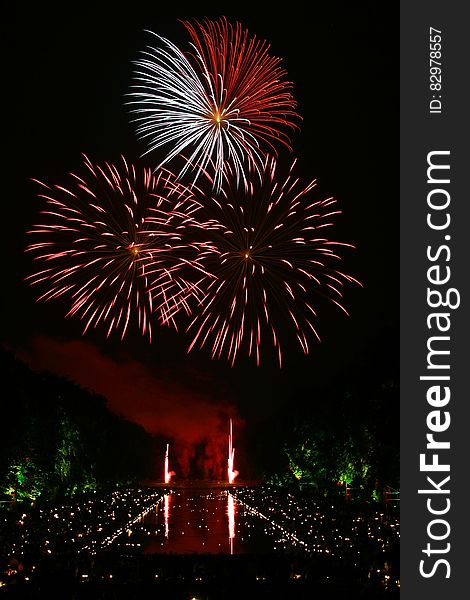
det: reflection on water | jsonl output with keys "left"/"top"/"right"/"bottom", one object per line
{"left": 228, "top": 493, "right": 235, "bottom": 555}
{"left": 164, "top": 493, "right": 170, "bottom": 539}
{"left": 115, "top": 490, "right": 275, "bottom": 555}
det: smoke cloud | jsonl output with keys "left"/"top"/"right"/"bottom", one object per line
{"left": 18, "top": 336, "right": 242, "bottom": 479}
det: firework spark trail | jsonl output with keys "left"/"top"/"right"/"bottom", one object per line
{"left": 26, "top": 155, "right": 212, "bottom": 340}
{"left": 128, "top": 18, "right": 299, "bottom": 192}
{"left": 228, "top": 418, "right": 238, "bottom": 484}
{"left": 187, "top": 157, "right": 362, "bottom": 367}
{"left": 164, "top": 443, "right": 175, "bottom": 484}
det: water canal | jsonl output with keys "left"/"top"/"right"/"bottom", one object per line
{"left": 114, "top": 489, "right": 278, "bottom": 555}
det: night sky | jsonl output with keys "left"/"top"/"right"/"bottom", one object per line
{"left": 3, "top": 2, "right": 398, "bottom": 477}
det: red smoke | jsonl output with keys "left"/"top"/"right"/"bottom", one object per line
{"left": 18, "top": 336, "right": 242, "bottom": 479}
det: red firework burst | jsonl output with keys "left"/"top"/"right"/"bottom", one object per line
{"left": 186, "top": 157, "right": 362, "bottom": 367}
{"left": 26, "top": 155, "right": 210, "bottom": 341}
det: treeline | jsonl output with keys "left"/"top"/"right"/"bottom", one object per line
{"left": 0, "top": 350, "right": 154, "bottom": 502}
{"left": 269, "top": 378, "right": 400, "bottom": 500}
{"left": 255, "top": 328, "right": 400, "bottom": 501}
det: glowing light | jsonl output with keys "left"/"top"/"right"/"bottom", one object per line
{"left": 228, "top": 418, "right": 239, "bottom": 484}
{"left": 164, "top": 444, "right": 174, "bottom": 484}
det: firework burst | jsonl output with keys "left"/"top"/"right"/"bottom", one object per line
{"left": 187, "top": 157, "right": 361, "bottom": 367}
{"left": 128, "top": 18, "right": 299, "bottom": 192}
{"left": 26, "top": 155, "right": 210, "bottom": 341}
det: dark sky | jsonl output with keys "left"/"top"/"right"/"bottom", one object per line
{"left": 3, "top": 2, "right": 398, "bottom": 474}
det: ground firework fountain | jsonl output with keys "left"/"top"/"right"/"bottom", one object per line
{"left": 228, "top": 419, "right": 239, "bottom": 484}
{"left": 164, "top": 444, "right": 174, "bottom": 484}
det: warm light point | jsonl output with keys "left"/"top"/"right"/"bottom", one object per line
{"left": 210, "top": 109, "right": 223, "bottom": 125}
